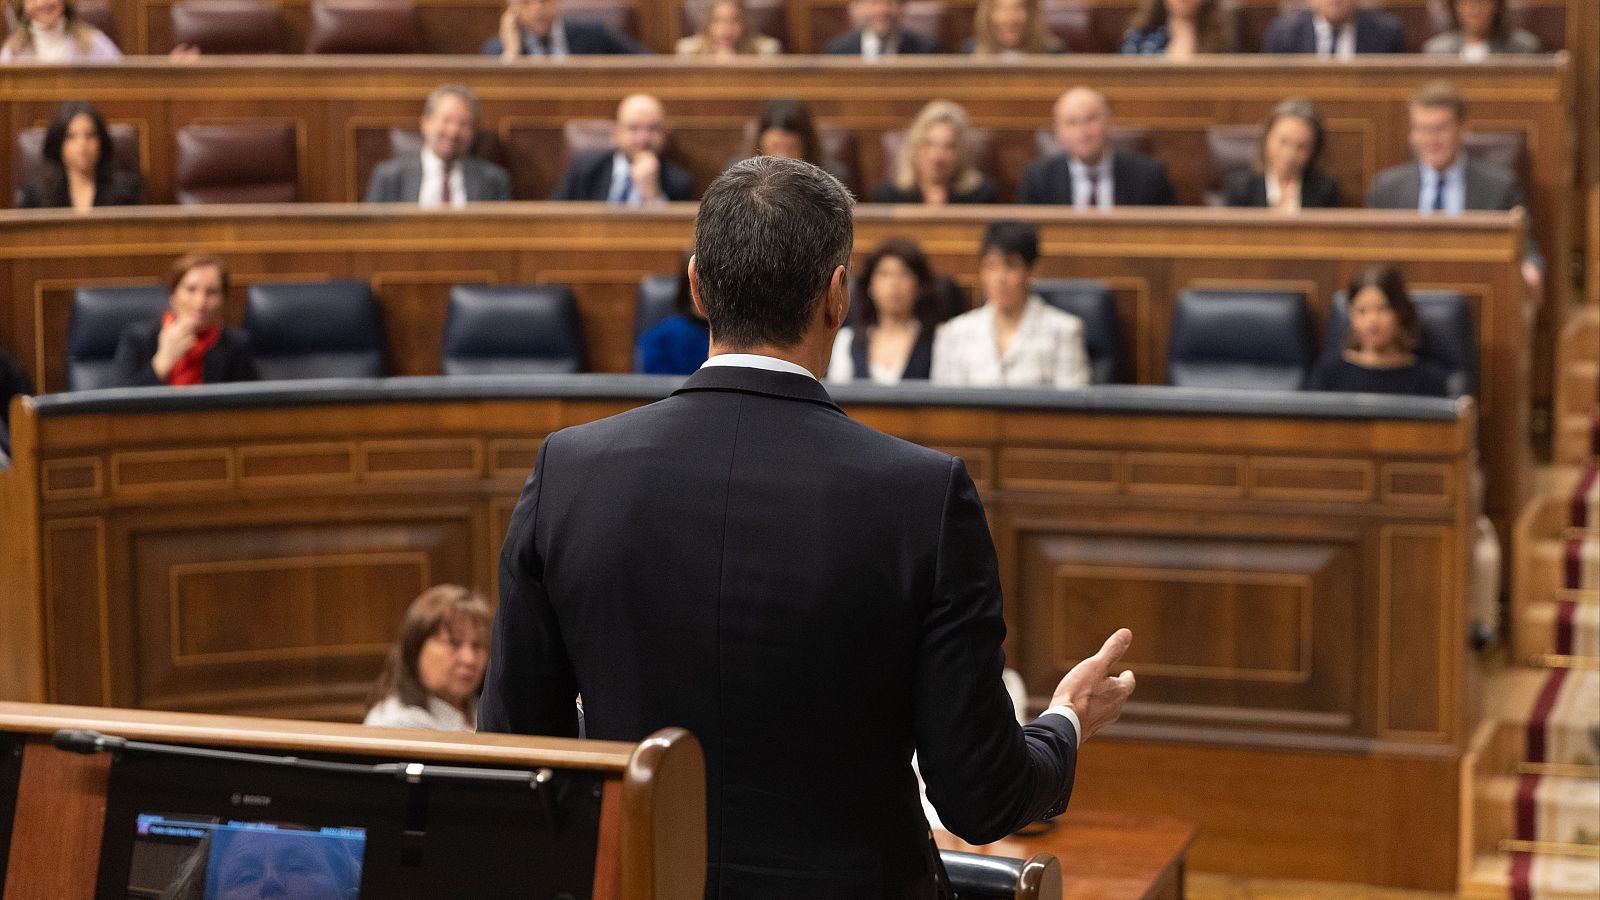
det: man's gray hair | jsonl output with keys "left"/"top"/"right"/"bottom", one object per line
{"left": 692, "top": 157, "right": 856, "bottom": 349}
{"left": 423, "top": 84, "right": 482, "bottom": 124}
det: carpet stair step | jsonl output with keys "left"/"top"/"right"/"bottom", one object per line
{"left": 1514, "top": 601, "right": 1600, "bottom": 665}
{"left": 1474, "top": 773, "right": 1600, "bottom": 854}
{"left": 1464, "top": 852, "right": 1600, "bottom": 897}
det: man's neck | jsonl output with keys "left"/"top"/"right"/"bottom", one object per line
{"left": 708, "top": 341, "right": 829, "bottom": 380}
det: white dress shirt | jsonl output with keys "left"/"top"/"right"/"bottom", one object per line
{"left": 701, "top": 352, "right": 818, "bottom": 381}
{"left": 825, "top": 326, "right": 919, "bottom": 385}
{"left": 861, "top": 30, "right": 896, "bottom": 60}
{"left": 1418, "top": 155, "right": 1468, "bottom": 214}
{"left": 1264, "top": 173, "right": 1301, "bottom": 211}
{"left": 931, "top": 295, "right": 1090, "bottom": 389}
{"left": 1313, "top": 16, "right": 1357, "bottom": 59}
{"left": 364, "top": 695, "right": 475, "bottom": 731}
{"left": 519, "top": 18, "right": 570, "bottom": 57}
{"left": 418, "top": 148, "right": 466, "bottom": 209}
{"left": 1067, "top": 155, "right": 1115, "bottom": 211}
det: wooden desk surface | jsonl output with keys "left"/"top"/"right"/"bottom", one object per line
{"left": 936, "top": 811, "right": 1195, "bottom": 900}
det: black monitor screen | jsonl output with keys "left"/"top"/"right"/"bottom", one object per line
{"left": 129, "top": 813, "right": 366, "bottom": 899}
{"left": 0, "top": 732, "right": 24, "bottom": 893}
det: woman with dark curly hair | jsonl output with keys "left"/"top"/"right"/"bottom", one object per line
{"left": 17, "top": 101, "right": 144, "bottom": 209}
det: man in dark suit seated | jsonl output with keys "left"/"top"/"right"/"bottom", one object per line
{"left": 550, "top": 94, "right": 696, "bottom": 205}
{"left": 1262, "top": 0, "right": 1406, "bottom": 56}
{"left": 824, "top": 0, "right": 943, "bottom": 57}
{"left": 364, "top": 85, "right": 512, "bottom": 206}
{"left": 1018, "top": 87, "right": 1176, "bottom": 208}
{"left": 480, "top": 0, "right": 646, "bottom": 58}
{"left": 1367, "top": 80, "right": 1543, "bottom": 297}
{"left": 481, "top": 155, "right": 1136, "bottom": 898}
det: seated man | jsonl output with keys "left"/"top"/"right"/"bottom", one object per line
{"left": 481, "top": 0, "right": 647, "bottom": 58}
{"left": 1017, "top": 87, "right": 1175, "bottom": 208}
{"left": 1263, "top": 0, "right": 1406, "bottom": 56}
{"left": 823, "top": 0, "right": 942, "bottom": 57}
{"left": 551, "top": 95, "right": 696, "bottom": 205}
{"left": 365, "top": 85, "right": 511, "bottom": 206}
{"left": 1367, "top": 80, "right": 1542, "bottom": 297}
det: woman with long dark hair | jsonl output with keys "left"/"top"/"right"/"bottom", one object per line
{"left": 17, "top": 101, "right": 144, "bottom": 209}
{"left": 827, "top": 236, "right": 946, "bottom": 384}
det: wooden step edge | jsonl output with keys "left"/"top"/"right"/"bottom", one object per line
{"left": 1515, "top": 761, "right": 1600, "bottom": 779}
{"left": 1498, "top": 838, "right": 1600, "bottom": 860}
{"left": 1529, "top": 653, "right": 1600, "bottom": 670}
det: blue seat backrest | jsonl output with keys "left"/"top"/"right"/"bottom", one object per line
{"left": 1033, "top": 277, "right": 1121, "bottom": 384}
{"left": 443, "top": 284, "right": 584, "bottom": 376}
{"left": 67, "top": 285, "right": 170, "bottom": 391}
{"left": 1167, "top": 289, "right": 1315, "bottom": 391}
{"left": 1326, "top": 289, "right": 1476, "bottom": 397}
{"left": 244, "top": 280, "right": 385, "bottom": 381}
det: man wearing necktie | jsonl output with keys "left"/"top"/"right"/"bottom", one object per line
{"left": 1017, "top": 87, "right": 1175, "bottom": 209}
{"left": 363, "top": 85, "right": 512, "bottom": 207}
{"left": 1367, "top": 81, "right": 1544, "bottom": 298}
{"left": 551, "top": 94, "right": 697, "bottom": 205}
{"left": 1262, "top": 0, "right": 1406, "bottom": 56}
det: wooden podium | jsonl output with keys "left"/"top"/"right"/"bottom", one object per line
{"left": 0, "top": 702, "right": 706, "bottom": 899}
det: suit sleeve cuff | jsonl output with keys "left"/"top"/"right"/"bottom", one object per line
{"left": 1039, "top": 705, "right": 1081, "bottom": 744}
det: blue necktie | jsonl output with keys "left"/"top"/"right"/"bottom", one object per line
{"left": 1432, "top": 172, "right": 1448, "bottom": 212}
{"left": 616, "top": 171, "right": 634, "bottom": 206}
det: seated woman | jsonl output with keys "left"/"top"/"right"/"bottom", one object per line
{"left": 636, "top": 256, "right": 709, "bottom": 375}
{"left": 1422, "top": 0, "right": 1541, "bottom": 58}
{"left": 1, "top": 0, "right": 121, "bottom": 61}
{"left": 17, "top": 101, "right": 145, "bottom": 210}
{"left": 826, "top": 237, "right": 943, "bottom": 385}
{"left": 1121, "top": 0, "right": 1235, "bottom": 57}
{"left": 870, "top": 100, "right": 996, "bottom": 206}
{"left": 364, "top": 585, "right": 493, "bottom": 731}
{"left": 675, "top": 0, "right": 780, "bottom": 57}
{"left": 1221, "top": 98, "right": 1340, "bottom": 211}
{"left": 963, "top": 0, "right": 1062, "bottom": 57}
{"left": 931, "top": 220, "right": 1089, "bottom": 389}
{"left": 729, "top": 98, "right": 855, "bottom": 190}
{"left": 1307, "top": 266, "right": 1450, "bottom": 397}
{"left": 109, "top": 252, "right": 258, "bottom": 388}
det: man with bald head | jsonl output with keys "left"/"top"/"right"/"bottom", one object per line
{"left": 551, "top": 94, "right": 696, "bottom": 204}
{"left": 1018, "top": 87, "right": 1175, "bottom": 208}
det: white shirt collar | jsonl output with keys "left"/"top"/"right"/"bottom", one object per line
{"left": 700, "top": 353, "right": 818, "bottom": 381}
{"left": 1313, "top": 15, "right": 1356, "bottom": 58}
{"left": 862, "top": 29, "right": 895, "bottom": 59}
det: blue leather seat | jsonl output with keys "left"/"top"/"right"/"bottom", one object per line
{"left": 1326, "top": 289, "right": 1476, "bottom": 397}
{"left": 633, "top": 274, "right": 680, "bottom": 372}
{"left": 1167, "top": 289, "right": 1315, "bottom": 391}
{"left": 245, "top": 280, "right": 385, "bottom": 380}
{"left": 1033, "top": 278, "right": 1121, "bottom": 384}
{"left": 443, "top": 284, "right": 584, "bottom": 376}
{"left": 66, "top": 285, "right": 169, "bottom": 391}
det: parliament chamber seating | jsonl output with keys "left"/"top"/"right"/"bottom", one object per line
{"left": 72, "top": 0, "right": 119, "bottom": 45}
{"left": 1033, "top": 278, "right": 1122, "bottom": 385}
{"left": 169, "top": 0, "right": 284, "bottom": 53}
{"left": 11, "top": 124, "right": 142, "bottom": 204}
{"left": 305, "top": 0, "right": 421, "bottom": 53}
{"left": 245, "top": 280, "right": 387, "bottom": 379}
{"left": 564, "top": 0, "right": 641, "bottom": 41}
{"left": 633, "top": 273, "right": 679, "bottom": 351}
{"left": 64, "top": 286, "right": 168, "bottom": 392}
{"left": 737, "top": 117, "right": 862, "bottom": 193}
{"left": 1327, "top": 288, "right": 1479, "bottom": 398}
{"left": 174, "top": 122, "right": 299, "bottom": 204}
{"left": 1203, "top": 123, "right": 1258, "bottom": 205}
{"left": 442, "top": 284, "right": 586, "bottom": 375}
{"left": 1166, "top": 288, "right": 1316, "bottom": 391}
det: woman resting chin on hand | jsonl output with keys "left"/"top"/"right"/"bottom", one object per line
{"left": 108, "top": 252, "right": 259, "bottom": 388}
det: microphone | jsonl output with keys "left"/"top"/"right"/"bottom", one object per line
{"left": 52, "top": 729, "right": 127, "bottom": 754}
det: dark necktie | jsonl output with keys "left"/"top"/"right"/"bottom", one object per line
{"left": 1083, "top": 169, "right": 1099, "bottom": 208}
{"left": 1328, "top": 30, "right": 1340, "bottom": 57}
{"left": 440, "top": 164, "right": 452, "bottom": 205}
{"left": 1432, "top": 172, "right": 1447, "bottom": 212}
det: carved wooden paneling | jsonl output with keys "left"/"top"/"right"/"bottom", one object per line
{"left": 1377, "top": 526, "right": 1453, "bottom": 740}
{"left": 1247, "top": 458, "right": 1374, "bottom": 504}
{"left": 1380, "top": 463, "right": 1455, "bottom": 508}
{"left": 1016, "top": 530, "right": 1359, "bottom": 733}
{"left": 129, "top": 515, "right": 473, "bottom": 711}
{"left": 362, "top": 439, "right": 483, "bottom": 480}
{"left": 927, "top": 445, "right": 993, "bottom": 489}
{"left": 999, "top": 448, "right": 1119, "bottom": 494}
{"left": 238, "top": 442, "right": 358, "bottom": 487}
{"left": 112, "top": 448, "right": 233, "bottom": 497}
{"left": 39, "top": 457, "right": 102, "bottom": 501}
{"left": 489, "top": 437, "right": 543, "bottom": 479}
{"left": 1124, "top": 452, "right": 1244, "bottom": 498}
{"left": 42, "top": 519, "right": 108, "bottom": 707}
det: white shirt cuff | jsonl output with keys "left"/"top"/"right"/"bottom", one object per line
{"left": 1039, "top": 705, "right": 1082, "bottom": 744}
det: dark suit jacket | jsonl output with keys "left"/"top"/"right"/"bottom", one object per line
{"left": 1262, "top": 10, "right": 1407, "bottom": 54}
{"left": 481, "top": 365, "right": 1077, "bottom": 898}
{"left": 364, "top": 153, "right": 512, "bottom": 203}
{"left": 550, "top": 149, "right": 696, "bottom": 202}
{"left": 108, "top": 320, "right": 259, "bottom": 388}
{"left": 17, "top": 168, "right": 145, "bottom": 209}
{"left": 1365, "top": 156, "right": 1541, "bottom": 266}
{"left": 869, "top": 176, "right": 998, "bottom": 205}
{"left": 478, "top": 18, "right": 648, "bottom": 55}
{"left": 1017, "top": 151, "right": 1176, "bottom": 206}
{"left": 824, "top": 28, "right": 943, "bottom": 54}
{"left": 1221, "top": 169, "right": 1341, "bottom": 209}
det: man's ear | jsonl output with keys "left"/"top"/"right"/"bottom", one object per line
{"left": 687, "top": 255, "right": 708, "bottom": 319}
{"left": 824, "top": 264, "right": 849, "bottom": 330}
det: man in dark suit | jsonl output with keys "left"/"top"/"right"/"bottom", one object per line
{"left": 550, "top": 94, "right": 696, "bottom": 204}
{"left": 824, "top": 0, "right": 942, "bottom": 56}
{"left": 1262, "top": 0, "right": 1407, "bottom": 55}
{"left": 479, "top": 0, "right": 646, "bottom": 57}
{"left": 1367, "top": 80, "right": 1543, "bottom": 296}
{"left": 364, "top": 85, "right": 512, "bottom": 206}
{"left": 481, "top": 156, "right": 1136, "bottom": 898}
{"left": 1018, "top": 87, "right": 1176, "bottom": 208}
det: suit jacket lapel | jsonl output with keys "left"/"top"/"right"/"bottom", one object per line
{"left": 462, "top": 159, "right": 481, "bottom": 202}
{"left": 403, "top": 154, "right": 425, "bottom": 202}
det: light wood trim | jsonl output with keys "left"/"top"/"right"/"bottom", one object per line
{"left": 621, "top": 727, "right": 706, "bottom": 900}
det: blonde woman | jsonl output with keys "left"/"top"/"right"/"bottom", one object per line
{"left": 870, "top": 100, "right": 996, "bottom": 205}
{"left": 2, "top": 0, "right": 120, "bottom": 61}
{"left": 964, "top": 0, "right": 1062, "bottom": 56}
{"left": 675, "top": 0, "right": 780, "bottom": 57}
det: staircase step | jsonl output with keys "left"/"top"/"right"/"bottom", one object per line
{"left": 1465, "top": 852, "right": 1600, "bottom": 897}
{"left": 1475, "top": 774, "right": 1600, "bottom": 852}
{"left": 1481, "top": 670, "right": 1599, "bottom": 767}
{"left": 1515, "top": 601, "right": 1600, "bottom": 665}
